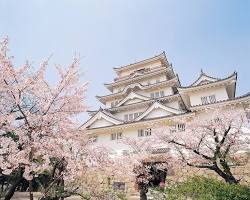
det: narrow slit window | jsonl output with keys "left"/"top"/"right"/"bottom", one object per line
{"left": 160, "top": 91, "right": 165, "bottom": 97}
{"left": 124, "top": 114, "right": 128, "bottom": 121}
{"left": 138, "top": 129, "right": 144, "bottom": 137}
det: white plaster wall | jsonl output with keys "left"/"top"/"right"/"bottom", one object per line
{"left": 165, "top": 101, "right": 181, "bottom": 110}
{"left": 144, "top": 108, "right": 172, "bottom": 119}
{"left": 190, "top": 87, "right": 229, "bottom": 106}
{"left": 93, "top": 127, "right": 153, "bottom": 152}
{"left": 89, "top": 118, "right": 114, "bottom": 129}
{"left": 123, "top": 98, "right": 144, "bottom": 105}
{"left": 90, "top": 105, "right": 249, "bottom": 153}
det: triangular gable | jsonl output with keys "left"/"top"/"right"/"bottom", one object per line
{"left": 136, "top": 102, "right": 183, "bottom": 121}
{"left": 191, "top": 73, "right": 219, "bottom": 86}
{"left": 82, "top": 110, "right": 122, "bottom": 129}
{"left": 116, "top": 92, "right": 150, "bottom": 107}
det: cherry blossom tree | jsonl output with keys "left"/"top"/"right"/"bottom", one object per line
{"left": 0, "top": 37, "right": 109, "bottom": 200}
{"left": 112, "top": 137, "right": 173, "bottom": 200}
{"left": 155, "top": 108, "right": 250, "bottom": 184}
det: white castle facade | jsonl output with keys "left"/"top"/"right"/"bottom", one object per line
{"left": 83, "top": 52, "right": 250, "bottom": 154}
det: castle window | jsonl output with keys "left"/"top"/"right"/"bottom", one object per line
{"left": 138, "top": 128, "right": 151, "bottom": 137}
{"left": 247, "top": 113, "right": 250, "bottom": 124}
{"left": 201, "top": 97, "right": 209, "bottom": 105}
{"left": 129, "top": 114, "right": 133, "bottom": 121}
{"left": 209, "top": 95, "right": 216, "bottom": 103}
{"left": 111, "top": 132, "right": 122, "bottom": 140}
{"left": 177, "top": 124, "right": 185, "bottom": 132}
{"left": 138, "top": 129, "right": 144, "bottom": 137}
{"left": 160, "top": 91, "right": 165, "bottom": 97}
{"left": 125, "top": 112, "right": 141, "bottom": 121}
{"left": 134, "top": 113, "right": 139, "bottom": 119}
{"left": 145, "top": 128, "right": 152, "bottom": 136}
{"left": 170, "top": 124, "right": 185, "bottom": 133}
{"left": 111, "top": 133, "right": 116, "bottom": 140}
{"left": 201, "top": 95, "right": 216, "bottom": 105}
{"left": 150, "top": 91, "right": 164, "bottom": 99}
{"left": 117, "top": 132, "right": 122, "bottom": 140}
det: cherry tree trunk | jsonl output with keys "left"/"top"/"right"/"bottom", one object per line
{"left": 140, "top": 189, "right": 147, "bottom": 200}
{"left": 4, "top": 179, "right": 22, "bottom": 200}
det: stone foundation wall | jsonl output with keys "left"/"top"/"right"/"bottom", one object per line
{"left": 168, "top": 162, "right": 250, "bottom": 186}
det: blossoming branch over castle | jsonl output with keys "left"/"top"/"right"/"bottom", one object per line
{"left": 83, "top": 52, "right": 250, "bottom": 154}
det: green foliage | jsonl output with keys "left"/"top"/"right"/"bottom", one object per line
{"left": 115, "top": 191, "right": 127, "bottom": 200}
{"left": 158, "top": 176, "right": 250, "bottom": 200}
{"left": 2, "top": 131, "right": 19, "bottom": 142}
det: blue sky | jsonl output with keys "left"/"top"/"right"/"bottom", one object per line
{"left": 1, "top": 0, "right": 250, "bottom": 121}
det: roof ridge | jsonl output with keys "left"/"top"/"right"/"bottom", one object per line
{"left": 113, "top": 52, "right": 166, "bottom": 71}
{"left": 179, "top": 72, "right": 237, "bottom": 89}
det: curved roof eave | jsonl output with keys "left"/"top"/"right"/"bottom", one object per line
{"left": 113, "top": 52, "right": 167, "bottom": 72}
{"left": 177, "top": 72, "right": 237, "bottom": 91}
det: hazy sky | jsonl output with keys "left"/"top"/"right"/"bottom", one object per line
{"left": 1, "top": 0, "right": 250, "bottom": 121}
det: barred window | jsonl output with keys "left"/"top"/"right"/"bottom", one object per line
{"left": 201, "top": 97, "right": 208, "bottom": 105}
{"left": 125, "top": 112, "right": 141, "bottom": 121}
{"left": 201, "top": 95, "right": 216, "bottom": 105}
{"left": 138, "top": 129, "right": 144, "bottom": 137}
{"left": 169, "top": 125, "right": 177, "bottom": 133}
{"left": 150, "top": 91, "right": 163, "bottom": 99}
{"left": 129, "top": 114, "right": 133, "bottom": 121}
{"left": 111, "top": 132, "right": 123, "bottom": 140}
{"left": 209, "top": 95, "right": 216, "bottom": 103}
{"left": 117, "top": 132, "right": 122, "bottom": 140}
{"left": 170, "top": 124, "right": 185, "bottom": 133}
{"left": 160, "top": 91, "right": 165, "bottom": 97}
{"left": 138, "top": 129, "right": 151, "bottom": 137}
{"left": 177, "top": 124, "right": 185, "bottom": 132}
{"left": 111, "top": 133, "right": 117, "bottom": 140}
{"left": 134, "top": 113, "right": 139, "bottom": 119}
{"left": 145, "top": 128, "right": 152, "bottom": 136}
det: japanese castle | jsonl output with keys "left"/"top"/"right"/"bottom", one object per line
{"left": 83, "top": 52, "right": 250, "bottom": 153}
